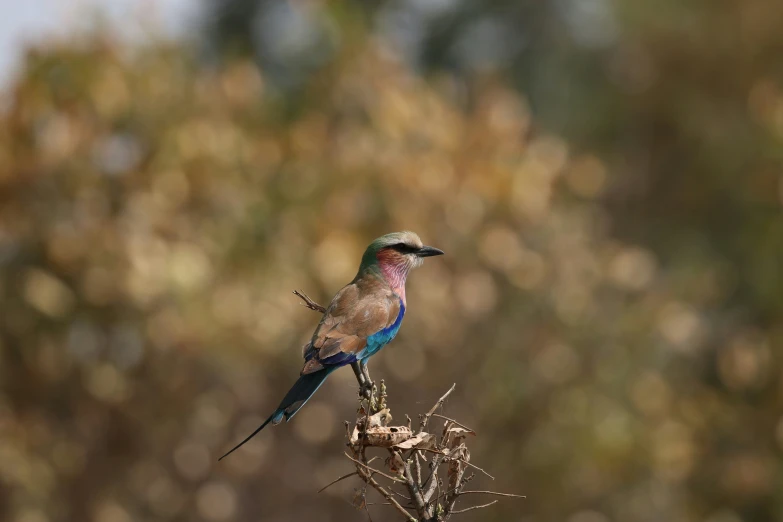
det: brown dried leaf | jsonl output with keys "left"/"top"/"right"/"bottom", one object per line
{"left": 446, "top": 426, "right": 475, "bottom": 448}
{"left": 368, "top": 408, "right": 392, "bottom": 428}
{"left": 353, "top": 425, "right": 414, "bottom": 447}
{"left": 394, "top": 431, "right": 436, "bottom": 450}
{"left": 386, "top": 452, "right": 405, "bottom": 473}
{"left": 446, "top": 443, "right": 470, "bottom": 461}
{"left": 447, "top": 426, "right": 475, "bottom": 436}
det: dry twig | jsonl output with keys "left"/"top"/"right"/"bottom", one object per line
{"left": 459, "top": 490, "right": 526, "bottom": 498}
{"left": 293, "top": 289, "right": 327, "bottom": 313}
{"left": 318, "top": 472, "right": 358, "bottom": 494}
{"left": 419, "top": 383, "right": 456, "bottom": 433}
{"left": 344, "top": 452, "right": 407, "bottom": 484}
{"left": 450, "top": 500, "right": 498, "bottom": 514}
{"left": 430, "top": 414, "right": 474, "bottom": 433}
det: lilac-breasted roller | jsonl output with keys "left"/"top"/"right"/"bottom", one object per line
{"left": 219, "top": 231, "right": 444, "bottom": 460}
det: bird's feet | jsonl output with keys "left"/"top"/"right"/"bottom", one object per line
{"left": 359, "top": 380, "right": 376, "bottom": 401}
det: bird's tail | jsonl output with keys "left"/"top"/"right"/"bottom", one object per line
{"left": 218, "top": 368, "right": 334, "bottom": 460}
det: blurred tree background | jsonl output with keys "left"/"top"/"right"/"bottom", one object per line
{"left": 1, "top": 1, "right": 782, "bottom": 521}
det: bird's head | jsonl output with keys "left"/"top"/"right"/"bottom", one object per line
{"left": 358, "top": 231, "right": 444, "bottom": 290}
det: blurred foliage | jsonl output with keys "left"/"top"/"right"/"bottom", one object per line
{"left": 0, "top": 3, "right": 782, "bottom": 522}
{"left": 206, "top": 0, "right": 783, "bottom": 322}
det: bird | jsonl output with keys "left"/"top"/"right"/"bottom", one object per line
{"left": 218, "top": 231, "right": 444, "bottom": 460}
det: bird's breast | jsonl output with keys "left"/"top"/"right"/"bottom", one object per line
{"left": 360, "top": 302, "right": 406, "bottom": 359}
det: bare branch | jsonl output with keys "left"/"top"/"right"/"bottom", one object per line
{"left": 423, "top": 453, "right": 444, "bottom": 503}
{"left": 432, "top": 473, "right": 475, "bottom": 502}
{"left": 431, "top": 414, "right": 474, "bottom": 433}
{"left": 365, "top": 475, "right": 417, "bottom": 522}
{"left": 388, "top": 487, "right": 411, "bottom": 500}
{"left": 344, "top": 452, "right": 407, "bottom": 484}
{"left": 363, "top": 486, "right": 375, "bottom": 522}
{"left": 401, "top": 454, "right": 429, "bottom": 519}
{"left": 459, "top": 490, "right": 526, "bottom": 499}
{"left": 293, "top": 289, "right": 327, "bottom": 313}
{"left": 318, "top": 471, "right": 358, "bottom": 493}
{"left": 459, "top": 460, "right": 495, "bottom": 481}
{"left": 450, "top": 500, "right": 498, "bottom": 514}
{"left": 445, "top": 447, "right": 466, "bottom": 515}
{"left": 419, "top": 384, "right": 456, "bottom": 433}
{"left": 414, "top": 452, "right": 422, "bottom": 487}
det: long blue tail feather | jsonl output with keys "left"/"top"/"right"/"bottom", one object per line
{"left": 280, "top": 367, "right": 335, "bottom": 421}
{"left": 218, "top": 368, "right": 334, "bottom": 460}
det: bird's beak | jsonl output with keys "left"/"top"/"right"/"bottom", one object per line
{"left": 416, "top": 246, "right": 445, "bottom": 257}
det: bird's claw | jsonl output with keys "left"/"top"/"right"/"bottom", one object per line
{"left": 359, "top": 381, "right": 375, "bottom": 400}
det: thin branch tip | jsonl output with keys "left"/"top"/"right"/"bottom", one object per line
{"left": 460, "top": 490, "right": 526, "bottom": 499}
{"left": 293, "top": 289, "right": 327, "bottom": 313}
{"left": 451, "top": 500, "right": 498, "bottom": 514}
{"left": 317, "top": 471, "right": 358, "bottom": 493}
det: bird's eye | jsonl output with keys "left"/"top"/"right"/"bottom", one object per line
{"left": 391, "top": 243, "right": 416, "bottom": 254}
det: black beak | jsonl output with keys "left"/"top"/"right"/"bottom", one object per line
{"left": 416, "top": 245, "right": 445, "bottom": 257}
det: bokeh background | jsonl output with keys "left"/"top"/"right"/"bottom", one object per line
{"left": 1, "top": 1, "right": 783, "bottom": 521}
